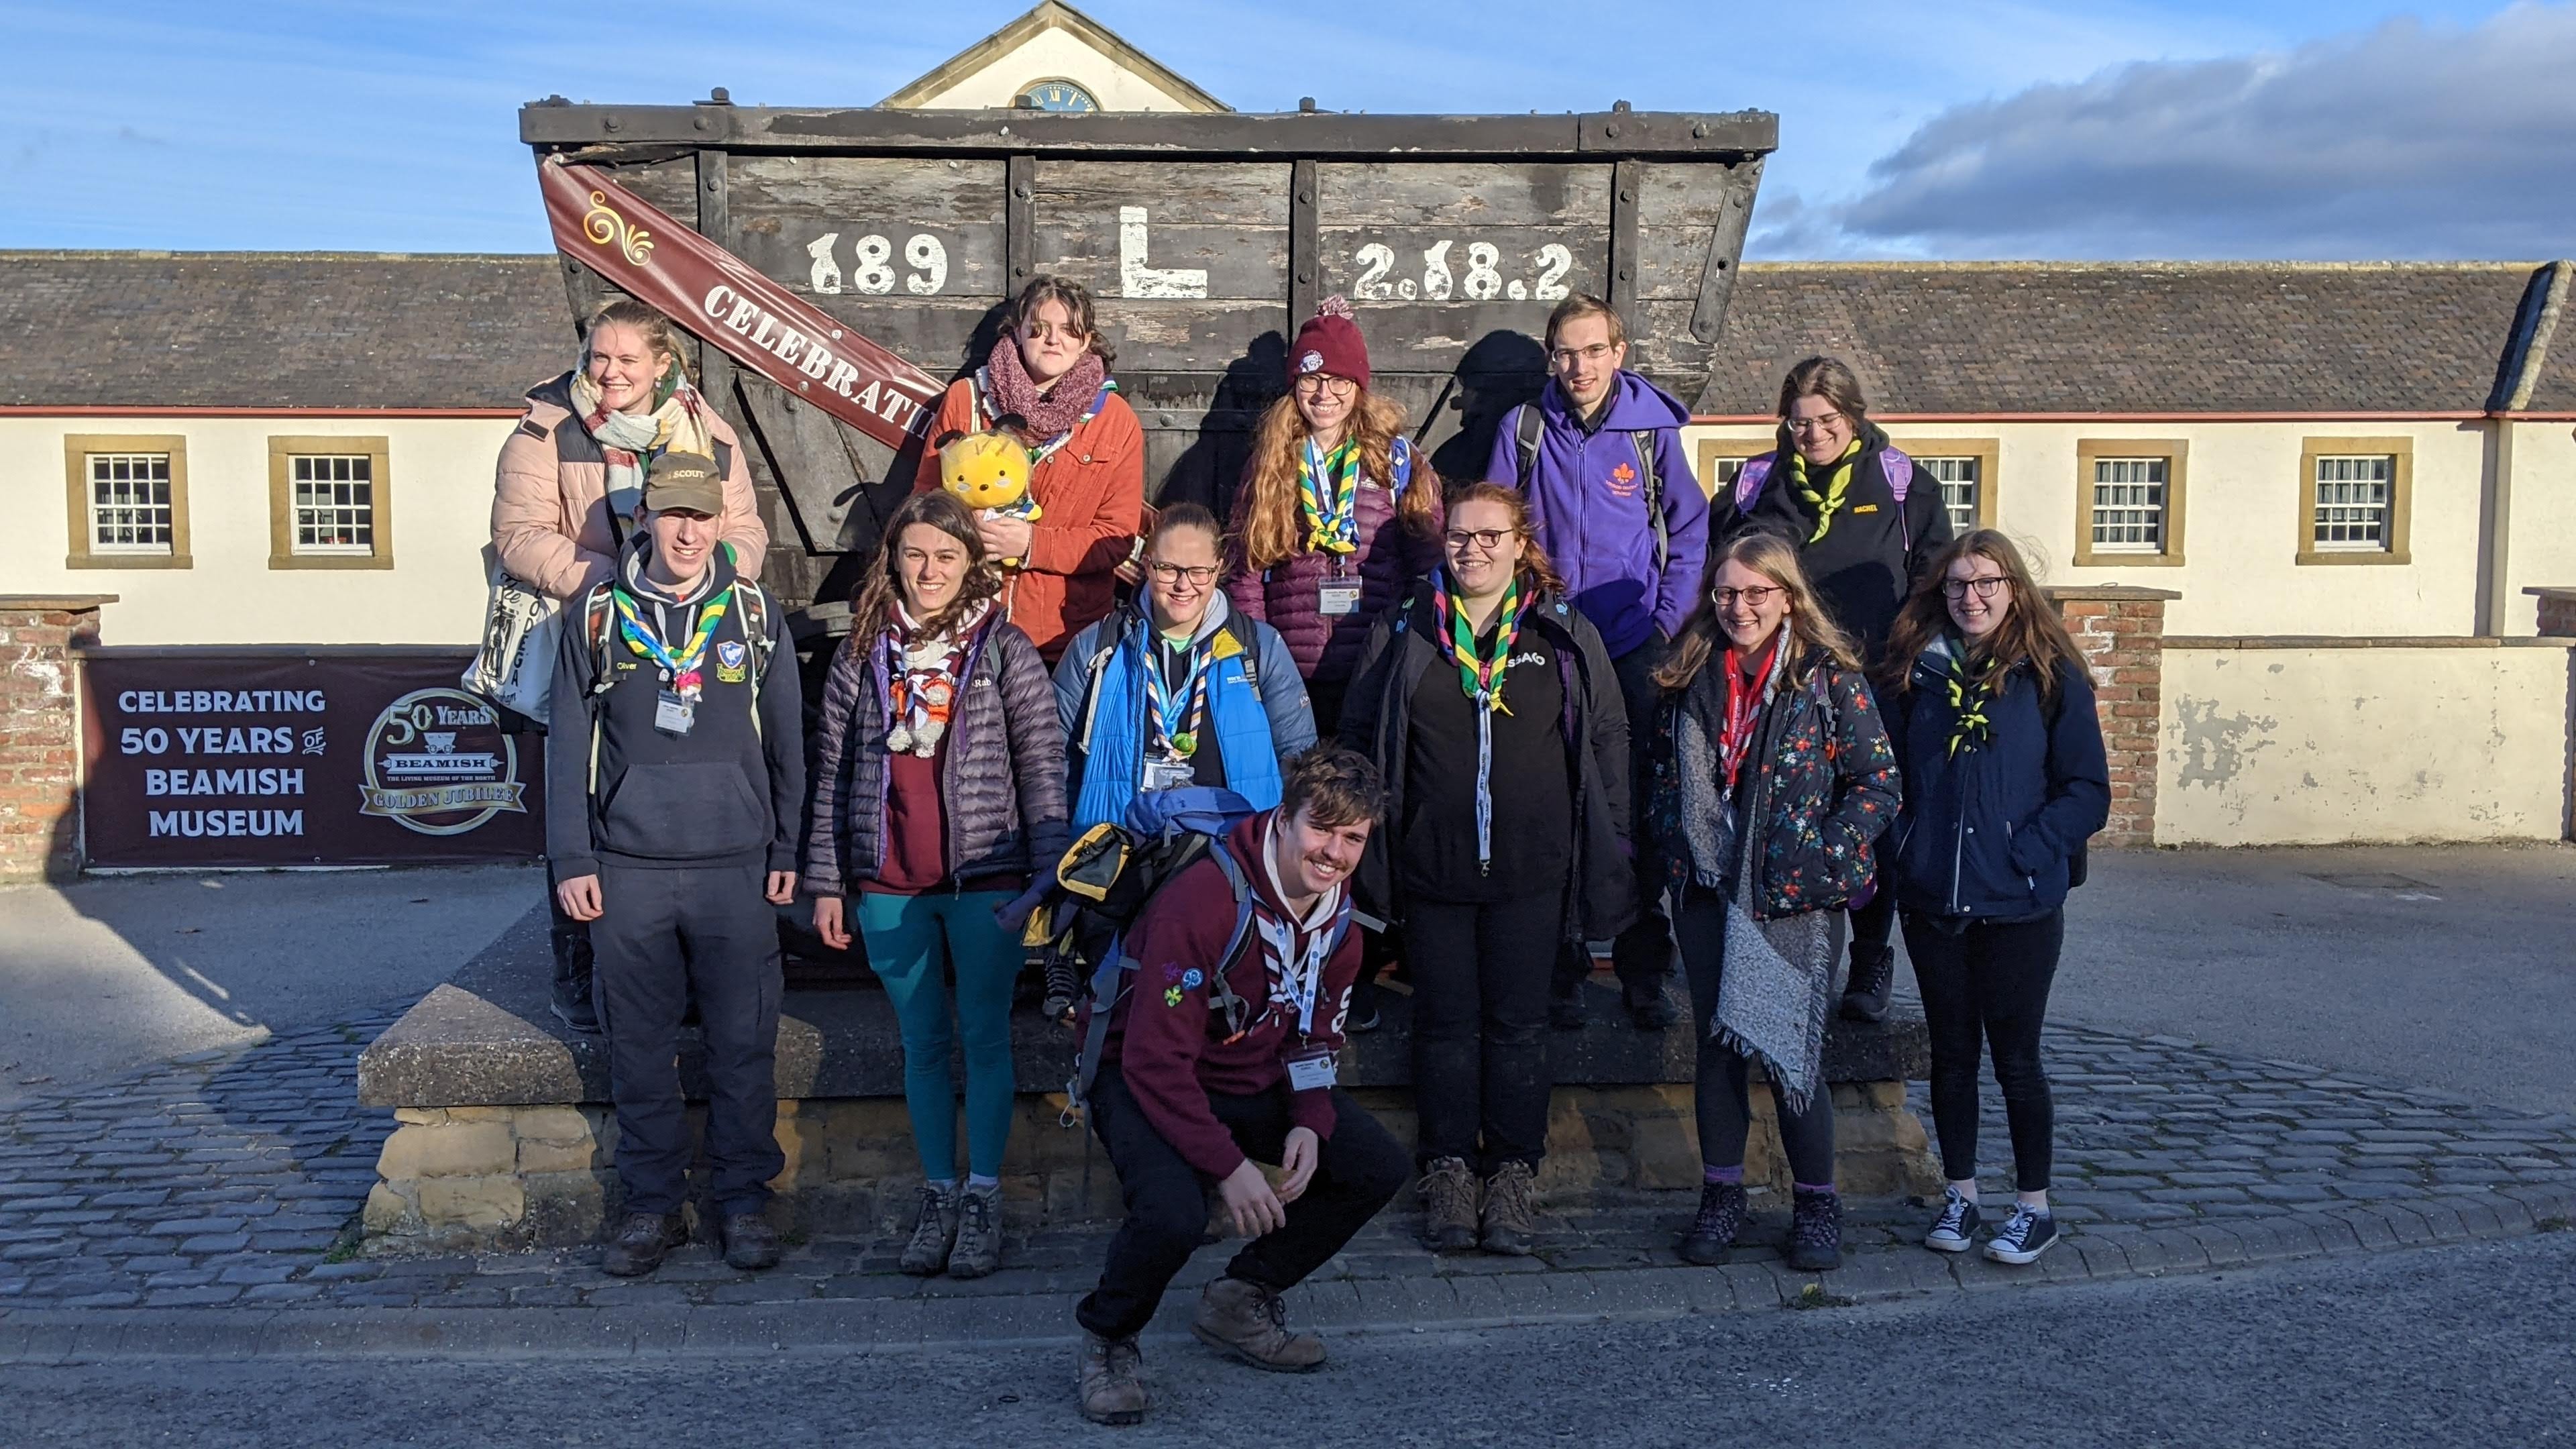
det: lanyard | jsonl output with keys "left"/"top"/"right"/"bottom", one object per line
{"left": 1299, "top": 435, "right": 1360, "bottom": 555}
{"left": 1143, "top": 633, "right": 1213, "bottom": 757}
{"left": 1254, "top": 911, "right": 1333, "bottom": 1037}
{"left": 614, "top": 586, "right": 733, "bottom": 699}
{"left": 1432, "top": 572, "right": 1529, "bottom": 873}
{"left": 1719, "top": 637, "right": 1782, "bottom": 788}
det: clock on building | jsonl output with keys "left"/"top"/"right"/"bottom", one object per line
{"left": 1019, "top": 78, "right": 1098, "bottom": 112}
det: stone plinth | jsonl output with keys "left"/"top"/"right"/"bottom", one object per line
{"left": 357, "top": 952, "right": 1939, "bottom": 1254}
{"left": 0, "top": 595, "right": 114, "bottom": 881}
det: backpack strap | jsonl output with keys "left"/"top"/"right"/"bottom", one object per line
{"left": 729, "top": 583, "right": 776, "bottom": 735}
{"left": 1631, "top": 431, "right": 1667, "bottom": 574}
{"left": 1067, "top": 835, "right": 1257, "bottom": 1113}
{"left": 1882, "top": 447, "right": 1915, "bottom": 553}
{"left": 1512, "top": 403, "right": 1543, "bottom": 489}
{"left": 1220, "top": 610, "right": 1261, "bottom": 691}
{"left": 580, "top": 584, "right": 619, "bottom": 798}
{"left": 1734, "top": 455, "right": 1774, "bottom": 515}
{"left": 1387, "top": 435, "right": 1414, "bottom": 498}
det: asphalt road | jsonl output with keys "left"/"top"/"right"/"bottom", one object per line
{"left": 6, "top": 1230, "right": 2569, "bottom": 1446}
{"left": 2029, "top": 843, "right": 2576, "bottom": 1116}
{"left": 0, "top": 862, "right": 541, "bottom": 1104}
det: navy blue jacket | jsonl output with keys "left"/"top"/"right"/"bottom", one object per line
{"left": 1883, "top": 641, "right": 2109, "bottom": 920}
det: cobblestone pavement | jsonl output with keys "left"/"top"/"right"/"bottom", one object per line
{"left": 2, "top": 1008, "right": 2571, "bottom": 1323}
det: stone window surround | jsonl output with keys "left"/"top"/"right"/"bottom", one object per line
{"left": 1888, "top": 435, "right": 2000, "bottom": 534}
{"left": 62, "top": 434, "right": 193, "bottom": 570}
{"left": 267, "top": 435, "right": 394, "bottom": 571}
{"left": 2296, "top": 435, "right": 2413, "bottom": 567}
{"left": 2073, "top": 438, "right": 2190, "bottom": 568}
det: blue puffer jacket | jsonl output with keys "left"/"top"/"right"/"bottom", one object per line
{"left": 1884, "top": 640, "right": 2110, "bottom": 920}
{"left": 1054, "top": 593, "right": 1317, "bottom": 833}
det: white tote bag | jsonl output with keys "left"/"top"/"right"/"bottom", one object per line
{"left": 460, "top": 548, "right": 562, "bottom": 727}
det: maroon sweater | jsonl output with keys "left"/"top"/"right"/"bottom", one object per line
{"left": 1091, "top": 812, "right": 1361, "bottom": 1179}
{"left": 1226, "top": 457, "right": 1442, "bottom": 688}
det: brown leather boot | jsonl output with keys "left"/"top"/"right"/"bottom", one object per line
{"left": 1480, "top": 1160, "right": 1538, "bottom": 1256}
{"left": 1418, "top": 1156, "right": 1480, "bottom": 1253}
{"left": 1190, "top": 1275, "right": 1326, "bottom": 1373}
{"left": 1077, "top": 1331, "right": 1148, "bottom": 1425}
{"left": 600, "top": 1211, "right": 686, "bottom": 1278}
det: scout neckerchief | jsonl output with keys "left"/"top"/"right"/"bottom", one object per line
{"left": 1785, "top": 437, "right": 1864, "bottom": 543}
{"left": 881, "top": 599, "right": 986, "bottom": 758}
{"left": 1142, "top": 614, "right": 1214, "bottom": 759}
{"left": 612, "top": 568, "right": 734, "bottom": 704}
{"left": 1255, "top": 815, "right": 1342, "bottom": 1038}
{"left": 1719, "top": 633, "right": 1784, "bottom": 789}
{"left": 1299, "top": 433, "right": 1362, "bottom": 555}
{"left": 1430, "top": 569, "right": 1529, "bottom": 875}
{"left": 1942, "top": 638, "right": 2000, "bottom": 757}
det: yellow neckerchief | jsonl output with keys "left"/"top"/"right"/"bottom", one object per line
{"left": 1785, "top": 437, "right": 1864, "bottom": 543}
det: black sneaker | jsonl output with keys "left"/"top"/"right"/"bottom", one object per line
{"left": 1785, "top": 1188, "right": 1842, "bottom": 1273}
{"left": 1984, "top": 1204, "right": 2059, "bottom": 1265}
{"left": 1839, "top": 945, "right": 1894, "bottom": 1024}
{"left": 1626, "top": 991, "right": 1677, "bottom": 1032}
{"left": 1678, "top": 1180, "right": 1746, "bottom": 1265}
{"left": 1549, "top": 996, "right": 1585, "bottom": 1032}
{"left": 1924, "top": 1188, "right": 1981, "bottom": 1253}
{"left": 720, "top": 1212, "right": 781, "bottom": 1271}
{"left": 600, "top": 1211, "right": 686, "bottom": 1277}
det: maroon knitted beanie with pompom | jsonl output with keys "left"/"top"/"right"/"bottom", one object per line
{"left": 1287, "top": 296, "right": 1371, "bottom": 392}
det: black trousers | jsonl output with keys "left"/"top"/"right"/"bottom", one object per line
{"left": 1404, "top": 892, "right": 1563, "bottom": 1171}
{"left": 592, "top": 857, "right": 786, "bottom": 1217}
{"left": 1553, "top": 638, "right": 1672, "bottom": 1002}
{"left": 1903, "top": 908, "right": 2063, "bottom": 1193}
{"left": 549, "top": 886, "right": 594, "bottom": 991}
{"left": 1849, "top": 886, "right": 1896, "bottom": 965}
{"left": 1076, "top": 1066, "right": 1408, "bottom": 1342}
{"left": 1675, "top": 886, "right": 1839, "bottom": 1186}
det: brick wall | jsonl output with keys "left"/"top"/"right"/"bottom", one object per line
{"left": 2047, "top": 586, "right": 2178, "bottom": 848}
{"left": 0, "top": 596, "right": 115, "bottom": 882}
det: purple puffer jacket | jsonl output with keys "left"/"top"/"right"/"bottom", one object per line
{"left": 1224, "top": 442, "right": 1443, "bottom": 689}
{"left": 801, "top": 610, "right": 1069, "bottom": 896}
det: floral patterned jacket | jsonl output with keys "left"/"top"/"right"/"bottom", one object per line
{"left": 1646, "top": 649, "right": 1900, "bottom": 920}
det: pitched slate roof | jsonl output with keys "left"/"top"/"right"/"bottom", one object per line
{"left": 0, "top": 252, "right": 570, "bottom": 410}
{"left": 1697, "top": 261, "right": 2557, "bottom": 417}
{"left": 4, "top": 250, "right": 2567, "bottom": 417}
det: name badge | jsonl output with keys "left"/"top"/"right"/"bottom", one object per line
{"left": 653, "top": 690, "right": 696, "bottom": 736}
{"left": 1141, "top": 756, "right": 1194, "bottom": 793}
{"left": 1319, "top": 582, "right": 1362, "bottom": 616}
{"left": 1285, "top": 1047, "right": 1337, "bottom": 1092}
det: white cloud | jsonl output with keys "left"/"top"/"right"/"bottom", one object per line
{"left": 1753, "top": 1, "right": 2576, "bottom": 259}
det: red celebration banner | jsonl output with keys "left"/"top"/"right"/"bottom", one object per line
{"left": 538, "top": 156, "right": 943, "bottom": 448}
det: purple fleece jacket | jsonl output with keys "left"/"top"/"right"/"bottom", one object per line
{"left": 1485, "top": 372, "right": 1706, "bottom": 657}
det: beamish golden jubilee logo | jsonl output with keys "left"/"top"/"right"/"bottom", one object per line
{"left": 358, "top": 689, "right": 527, "bottom": 836}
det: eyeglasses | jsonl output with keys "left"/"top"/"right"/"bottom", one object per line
{"left": 1548, "top": 342, "right": 1617, "bottom": 368}
{"left": 1019, "top": 321, "right": 1084, "bottom": 343}
{"left": 1711, "top": 584, "right": 1783, "bottom": 608}
{"left": 1443, "top": 528, "right": 1513, "bottom": 552}
{"left": 1144, "top": 561, "right": 1219, "bottom": 586}
{"left": 1293, "top": 374, "right": 1356, "bottom": 397}
{"left": 1942, "top": 576, "right": 2010, "bottom": 600}
{"left": 1784, "top": 411, "right": 1847, "bottom": 435}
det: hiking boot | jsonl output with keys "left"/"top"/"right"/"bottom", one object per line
{"left": 548, "top": 924, "right": 600, "bottom": 1034}
{"left": 1549, "top": 994, "right": 1585, "bottom": 1031}
{"left": 1191, "top": 1275, "right": 1326, "bottom": 1373}
{"left": 719, "top": 1212, "right": 781, "bottom": 1271}
{"left": 1925, "top": 1188, "right": 1982, "bottom": 1254}
{"left": 1418, "top": 1157, "right": 1481, "bottom": 1253}
{"left": 1678, "top": 1181, "right": 1745, "bottom": 1265}
{"left": 1839, "top": 945, "right": 1895, "bottom": 1024}
{"left": 949, "top": 1181, "right": 1004, "bottom": 1279}
{"left": 1077, "top": 1331, "right": 1148, "bottom": 1426}
{"left": 1786, "top": 1187, "right": 1843, "bottom": 1273}
{"left": 1984, "top": 1203, "right": 2060, "bottom": 1265}
{"left": 1627, "top": 991, "right": 1677, "bottom": 1032}
{"left": 1480, "top": 1160, "right": 1538, "bottom": 1256}
{"left": 600, "top": 1211, "right": 685, "bottom": 1277}
{"left": 898, "top": 1183, "right": 960, "bottom": 1277}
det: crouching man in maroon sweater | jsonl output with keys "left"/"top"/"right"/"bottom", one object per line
{"left": 1073, "top": 747, "right": 1409, "bottom": 1426}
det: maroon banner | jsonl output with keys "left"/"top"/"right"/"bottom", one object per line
{"left": 539, "top": 157, "right": 943, "bottom": 448}
{"left": 80, "top": 650, "right": 546, "bottom": 868}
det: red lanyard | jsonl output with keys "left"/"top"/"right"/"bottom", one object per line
{"left": 1719, "top": 637, "right": 1782, "bottom": 788}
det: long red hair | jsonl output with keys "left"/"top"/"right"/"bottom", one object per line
{"left": 1234, "top": 390, "right": 1438, "bottom": 573}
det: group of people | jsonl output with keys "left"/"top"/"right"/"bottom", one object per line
{"left": 490, "top": 278, "right": 2109, "bottom": 1426}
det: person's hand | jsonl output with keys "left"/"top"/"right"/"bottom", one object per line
{"left": 1217, "top": 1159, "right": 1287, "bottom": 1238}
{"left": 993, "top": 881, "right": 1050, "bottom": 936}
{"left": 1276, "top": 1126, "right": 1320, "bottom": 1205}
{"left": 765, "top": 870, "right": 798, "bottom": 906}
{"left": 812, "top": 895, "right": 851, "bottom": 951}
{"left": 556, "top": 874, "right": 603, "bottom": 922}
{"left": 978, "top": 511, "right": 1034, "bottom": 561}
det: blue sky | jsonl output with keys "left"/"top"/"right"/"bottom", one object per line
{"left": 5, "top": 0, "right": 2566, "bottom": 258}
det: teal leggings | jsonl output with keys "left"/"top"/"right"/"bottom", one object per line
{"left": 857, "top": 889, "right": 1022, "bottom": 1180}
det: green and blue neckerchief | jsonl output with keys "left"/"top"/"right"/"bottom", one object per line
{"left": 613, "top": 584, "right": 735, "bottom": 702}
{"left": 1299, "top": 434, "right": 1362, "bottom": 555}
{"left": 1429, "top": 569, "right": 1530, "bottom": 874}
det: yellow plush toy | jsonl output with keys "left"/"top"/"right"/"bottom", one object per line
{"left": 938, "top": 431, "right": 1041, "bottom": 567}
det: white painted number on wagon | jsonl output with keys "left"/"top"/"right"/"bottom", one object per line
{"left": 802, "top": 232, "right": 949, "bottom": 297}
{"left": 1348, "top": 239, "right": 1576, "bottom": 303}
{"left": 1119, "top": 206, "right": 1208, "bottom": 299}
{"left": 905, "top": 235, "right": 949, "bottom": 295}
{"left": 853, "top": 235, "right": 896, "bottom": 295}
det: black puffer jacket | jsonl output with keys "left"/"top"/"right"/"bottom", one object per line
{"left": 1715, "top": 421, "right": 1955, "bottom": 656}
{"left": 801, "top": 610, "right": 1069, "bottom": 895}
{"left": 1340, "top": 580, "right": 1637, "bottom": 942}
